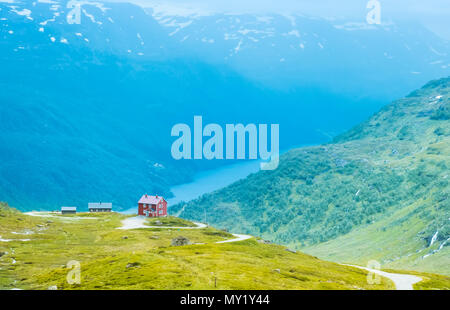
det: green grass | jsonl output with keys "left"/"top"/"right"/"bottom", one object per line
{"left": 0, "top": 204, "right": 397, "bottom": 290}
{"left": 32, "top": 240, "right": 395, "bottom": 290}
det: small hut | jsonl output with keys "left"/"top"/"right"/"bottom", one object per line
{"left": 61, "top": 206, "right": 77, "bottom": 214}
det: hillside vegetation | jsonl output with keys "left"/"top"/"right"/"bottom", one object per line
{"left": 173, "top": 77, "right": 450, "bottom": 275}
{"left": 0, "top": 203, "right": 403, "bottom": 290}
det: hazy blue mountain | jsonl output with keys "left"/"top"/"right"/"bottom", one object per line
{"left": 147, "top": 7, "right": 450, "bottom": 97}
{"left": 2, "top": 0, "right": 449, "bottom": 96}
{"left": 1, "top": 0, "right": 449, "bottom": 211}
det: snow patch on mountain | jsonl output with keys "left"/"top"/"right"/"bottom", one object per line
{"left": 201, "top": 37, "right": 214, "bottom": 44}
{"left": 137, "top": 32, "right": 144, "bottom": 45}
{"left": 40, "top": 17, "right": 55, "bottom": 26}
{"left": 164, "top": 19, "right": 193, "bottom": 36}
{"left": 49, "top": 4, "right": 59, "bottom": 11}
{"left": 256, "top": 16, "right": 273, "bottom": 24}
{"left": 333, "top": 21, "right": 394, "bottom": 31}
{"left": 11, "top": 8, "right": 32, "bottom": 20}
{"left": 83, "top": 8, "right": 102, "bottom": 25}
{"left": 148, "top": 3, "right": 211, "bottom": 19}
{"left": 285, "top": 30, "right": 300, "bottom": 37}
{"left": 1, "top": 0, "right": 448, "bottom": 88}
{"left": 282, "top": 14, "right": 296, "bottom": 27}
{"left": 429, "top": 46, "right": 447, "bottom": 56}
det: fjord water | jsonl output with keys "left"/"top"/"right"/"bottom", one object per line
{"left": 166, "top": 160, "right": 261, "bottom": 207}
{"left": 121, "top": 159, "right": 261, "bottom": 214}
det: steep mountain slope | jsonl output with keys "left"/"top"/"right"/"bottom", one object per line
{"left": 0, "top": 51, "right": 281, "bottom": 210}
{"left": 174, "top": 77, "right": 450, "bottom": 275}
{"left": 148, "top": 7, "right": 450, "bottom": 96}
{"left": 3, "top": 0, "right": 449, "bottom": 95}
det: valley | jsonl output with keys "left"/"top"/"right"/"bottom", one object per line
{"left": 0, "top": 1, "right": 449, "bottom": 291}
{"left": 2, "top": 0, "right": 450, "bottom": 211}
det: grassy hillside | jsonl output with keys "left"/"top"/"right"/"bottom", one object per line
{"left": 1, "top": 203, "right": 448, "bottom": 289}
{"left": 173, "top": 77, "right": 450, "bottom": 275}
{"left": 0, "top": 202, "right": 400, "bottom": 290}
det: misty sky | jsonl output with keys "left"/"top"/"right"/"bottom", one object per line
{"left": 104, "top": 0, "right": 450, "bottom": 39}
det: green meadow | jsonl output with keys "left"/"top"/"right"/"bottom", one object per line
{"left": 1, "top": 203, "right": 449, "bottom": 290}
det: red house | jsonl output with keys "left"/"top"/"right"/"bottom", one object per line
{"left": 138, "top": 194, "right": 167, "bottom": 217}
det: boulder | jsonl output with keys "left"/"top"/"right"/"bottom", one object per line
{"left": 257, "top": 239, "right": 272, "bottom": 244}
{"left": 126, "top": 262, "right": 140, "bottom": 269}
{"left": 171, "top": 236, "right": 190, "bottom": 246}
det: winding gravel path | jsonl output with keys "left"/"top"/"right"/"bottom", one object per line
{"left": 215, "top": 234, "right": 252, "bottom": 243}
{"left": 344, "top": 264, "right": 422, "bottom": 290}
{"left": 117, "top": 216, "right": 252, "bottom": 244}
{"left": 117, "top": 216, "right": 206, "bottom": 230}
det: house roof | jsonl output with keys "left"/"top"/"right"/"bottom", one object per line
{"left": 138, "top": 195, "right": 164, "bottom": 205}
{"left": 61, "top": 206, "right": 77, "bottom": 211}
{"left": 88, "top": 202, "right": 112, "bottom": 209}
